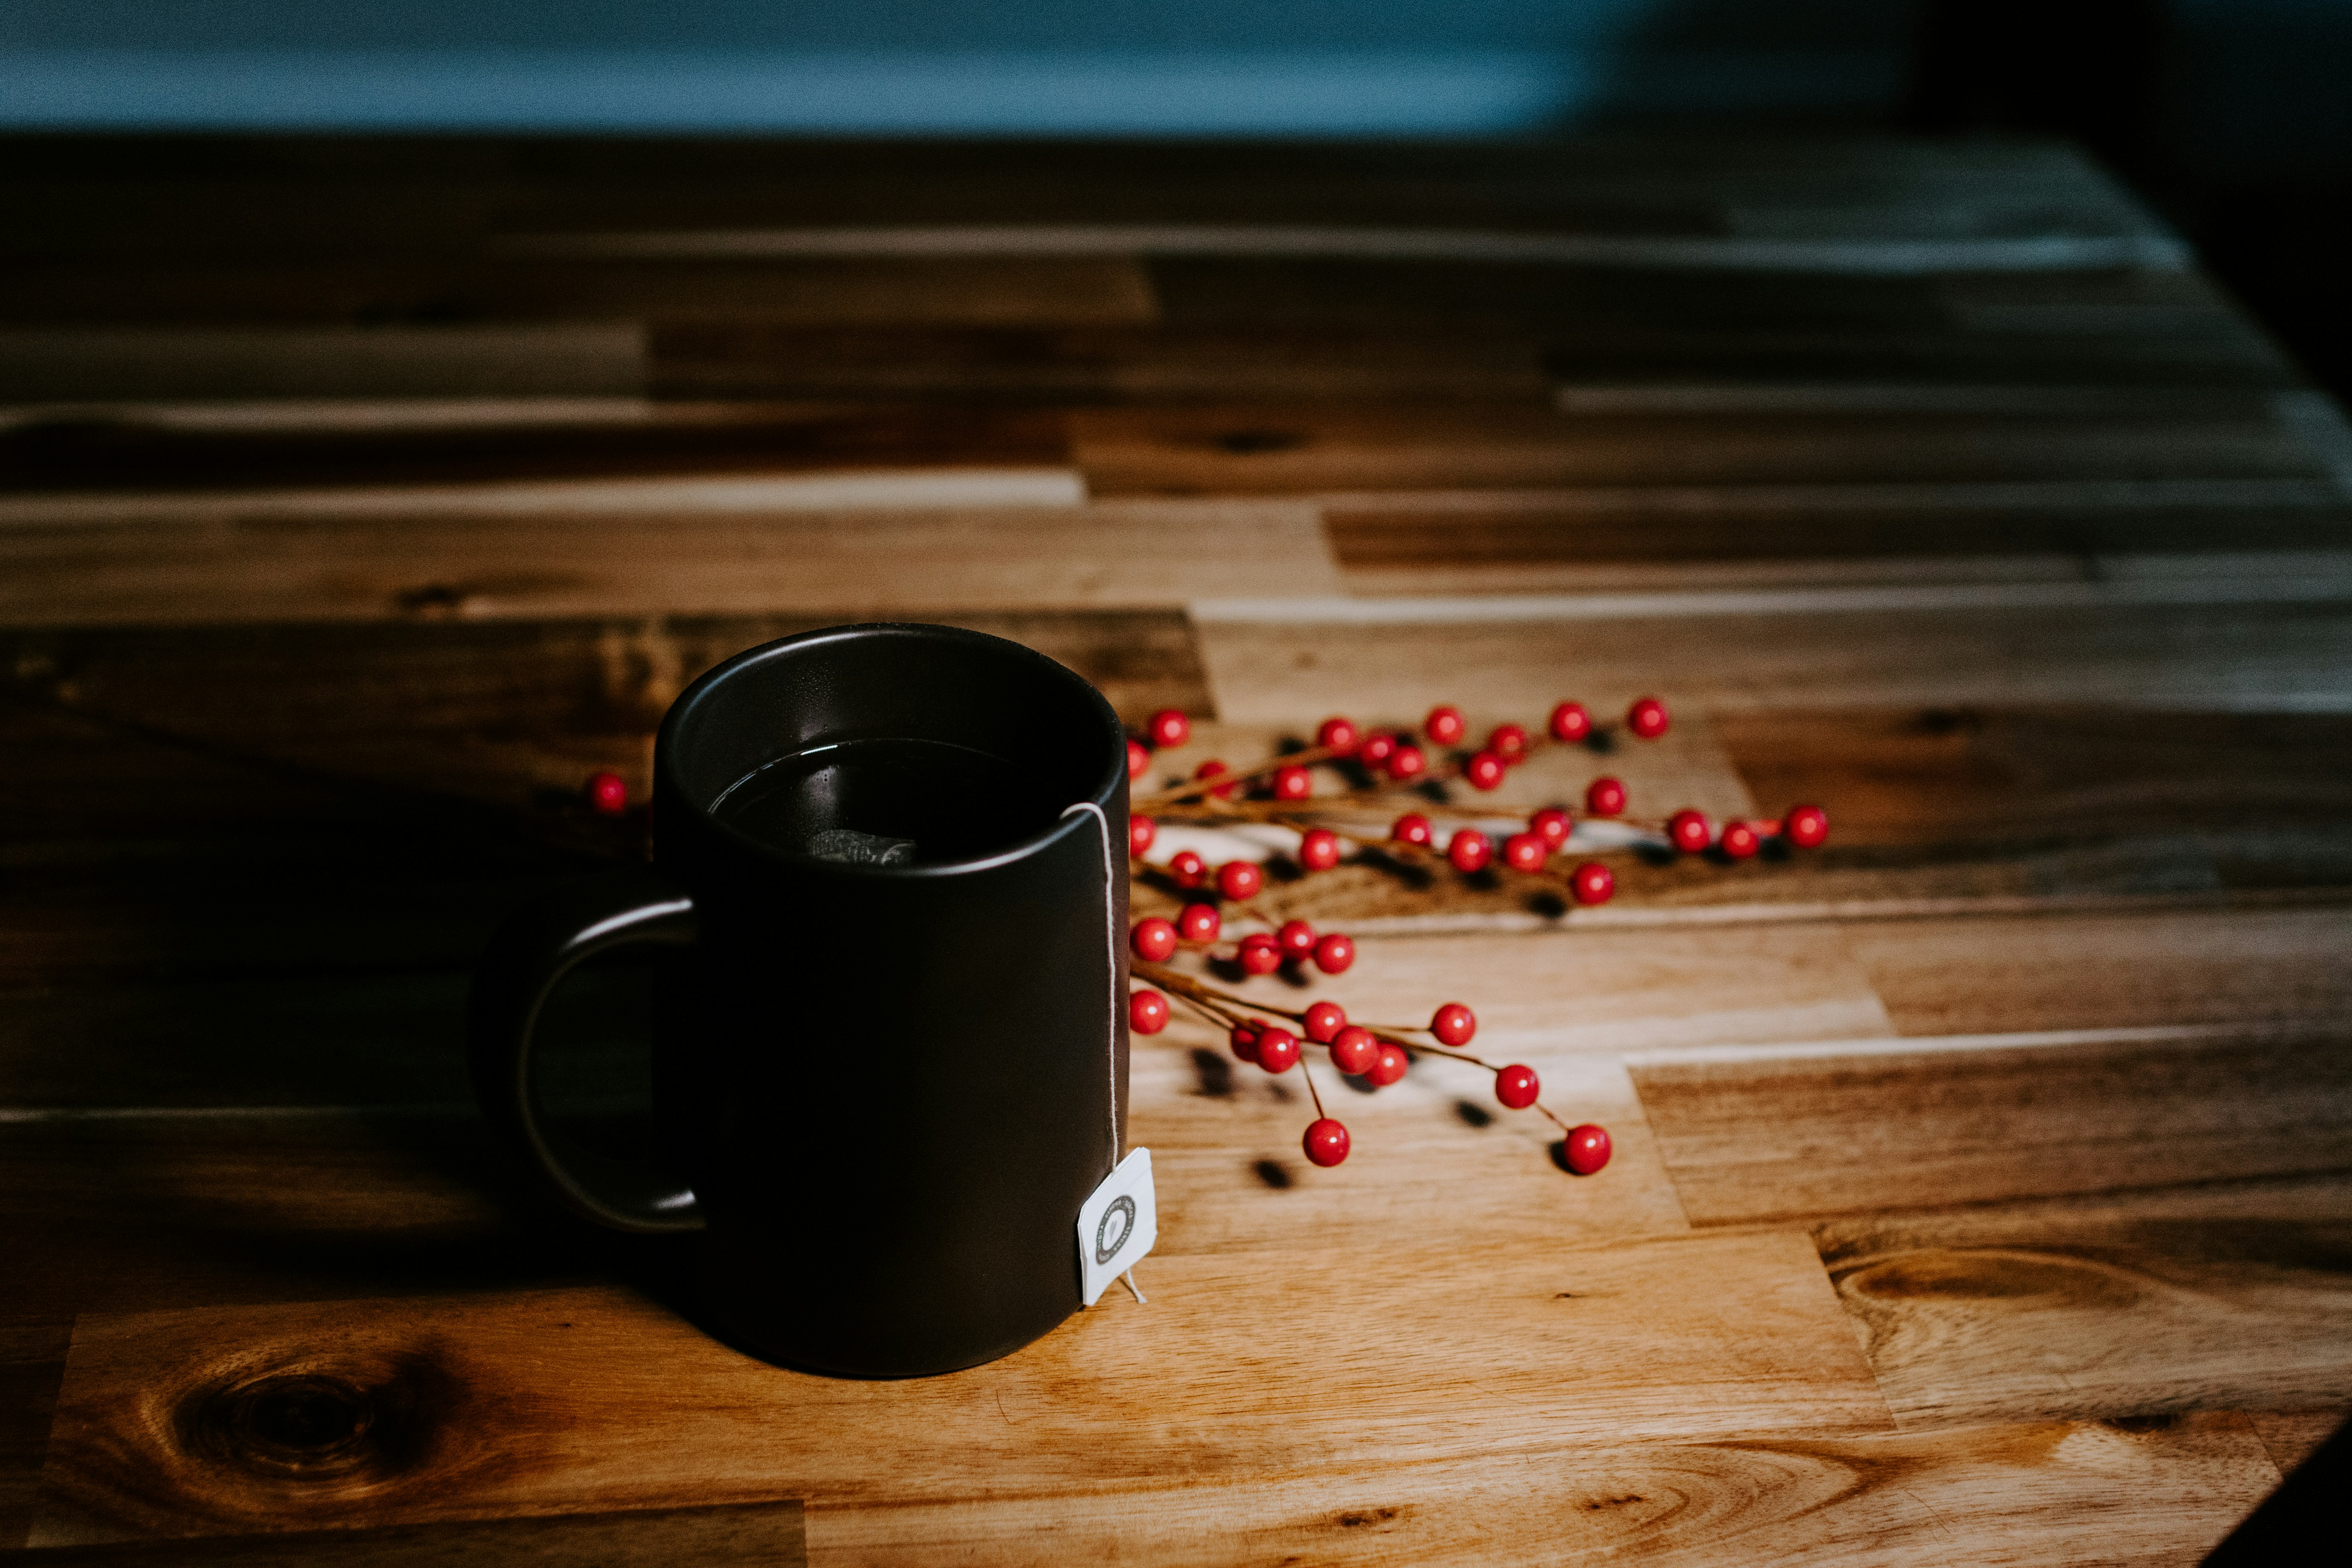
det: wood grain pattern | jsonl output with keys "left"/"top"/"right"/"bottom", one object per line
{"left": 32, "top": 1234, "right": 1890, "bottom": 1543}
{"left": 0, "top": 501, "right": 1339, "bottom": 627}
{"left": 10, "top": 1501, "right": 804, "bottom": 1565}
{"left": 651, "top": 322, "right": 1553, "bottom": 401}
{"left": 1326, "top": 480, "right": 2352, "bottom": 596}
{"left": 1077, "top": 403, "right": 2326, "bottom": 496}
{"left": 1850, "top": 906, "right": 2352, "bottom": 1037}
{"left": 1, "top": 402, "right": 1072, "bottom": 496}
{"left": 2246, "top": 1411, "right": 2346, "bottom": 1474}
{"left": 1632, "top": 1020, "right": 2352, "bottom": 1226}
{"left": 1198, "top": 596, "right": 2352, "bottom": 727}
{"left": 0, "top": 256, "right": 1156, "bottom": 328}
{"left": 0, "top": 328, "right": 646, "bottom": 401}
{"left": 809, "top": 1414, "right": 2275, "bottom": 1567}
{"left": 1812, "top": 1178, "right": 2352, "bottom": 1428}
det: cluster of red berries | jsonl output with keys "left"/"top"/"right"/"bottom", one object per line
{"left": 1126, "top": 971, "right": 1611, "bottom": 1176}
{"left": 1131, "top": 907, "right": 1358, "bottom": 977}
{"left": 1125, "top": 697, "right": 1830, "bottom": 914}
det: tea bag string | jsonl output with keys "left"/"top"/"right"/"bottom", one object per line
{"left": 1061, "top": 801, "right": 1120, "bottom": 1175}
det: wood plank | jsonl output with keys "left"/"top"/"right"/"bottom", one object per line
{"left": 0, "top": 257, "right": 1156, "bottom": 328}
{"left": 1324, "top": 481, "right": 2352, "bottom": 597}
{"left": 1196, "top": 595, "right": 2352, "bottom": 728}
{"left": 11, "top": 1501, "right": 805, "bottom": 1565}
{"left": 1812, "top": 1177, "right": 2352, "bottom": 1428}
{"left": 29, "top": 1233, "right": 1890, "bottom": 1543}
{"left": 0, "top": 501, "right": 1338, "bottom": 627}
{"left": 811, "top": 1414, "right": 2276, "bottom": 1567}
{"left": 1850, "top": 907, "right": 2352, "bottom": 1037}
{"left": 651, "top": 323, "right": 1553, "bottom": 401}
{"left": 1630, "top": 1020, "right": 2352, "bottom": 1227}
{"left": 0, "top": 328, "right": 645, "bottom": 401}
{"left": 1076, "top": 404, "right": 2327, "bottom": 497}
{"left": 0, "top": 402, "right": 1072, "bottom": 496}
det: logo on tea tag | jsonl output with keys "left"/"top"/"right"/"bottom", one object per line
{"left": 1077, "top": 1147, "right": 1157, "bottom": 1306}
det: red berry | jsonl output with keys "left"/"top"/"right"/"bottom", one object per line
{"left": 1720, "top": 819, "right": 1761, "bottom": 859}
{"left": 1238, "top": 933, "right": 1282, "bottom": 975}
{"left": 1178, "top": 902, "right": 1221, "bottom": 943}
{"left": 1298, "top": 826, "right": 1342, "bottom": 872}
{"left": 1271, "top": 921, "right": 1312, "bottom": 961}
{"left": 1303, "top": 1117, "right": 1351, "bottom": 1167}
{"left": 1313, "top": 933, "right": 1355, "bottom": 974}
{"left": 585, "top": 770, "right": 628, "bottom": 815}
{"left": 1257, "top": 1028, "right": 1301, "bottom": 1074}
{"left": 1785, "top": 803, "right": 1830, "bottom": 849}
{"left": 1386, "top": 743, "right": 1428, "bottom": 781}
{"left": 1303, "top": 1001, "right": 1347, "bottom": 1043}
{"left": 1487, "top": 722, "right": 1530, "bottom": 762}
{"left": 1448, "top": 829, "right": 1492, "bottom": 873}
{"left": 1502, "top": 831, "right": 1547, "bottom": 873}
{"left": 1129, "top": 989, "right": 1169, "bottom": 1034}
{"left": 1585, "top": 776, "right": 1627, "bottom": 817}
{"left": 1357, "top": 732, "right": 1398, "bottom": 770}
{"left": 1367, "top": 1042, "right": 1409, "bottom": 1086}
{"left": 1229, "top": 1023, "right": 1260, "bottom": 1061}
{"left": 1562, "top": 1123, "right": 1613, "bottom": 1175}
{"left": 1127, "top": 737, "right": 1151, "bottom": 778}
{"left": 1148, "top": 708, "right": 1190, "bottom": 749}
{"left": 1548, "top": 701, "right": 1592, "bottom": 743}
{"left": 1430, "top": 1002, "right": 1476, "bottom": 1046}
{"left": 1464, "top": 751, "right": 1506, "bottom": 791}
{"left": 1571, "top": 861, "right": 1615, "bottom": 905}
{"left": 1217, "top": 860, "right": 1264, "bottom": 901}
{"left": 1668, "top": 809, "right": 1711, "bottom": 854}
{"left": 1327, "top": 1025, "right": 1378, "bottom": 1075}
{"left": 1495, "top": 1064, "right": 1540, "bottom": 1110}
{"left": 1194, "top": 759, "right": 1238, "bottom": 801}
{"left": 1627, "top": 697, "right": 1670, "bottom": 739}
{"left": 1316, "top": 716, "right": 1360, "bottom": 754}
{"left": 1392, "top": 812, "right": 1434, "bottom": 847}
{"left": 1169, "top": 849, "right": 1207, "bottom": 888}
{"left": 1130, "top": 917, "right": 1177, "bottom": 963}
{"left": 1129, "top": 815, "right": 1156, "bottom": 856}
{"left": 1529, "top": 806, "right": 1572, "bottom": 850}
{"left": 1425, "top": 705, "right": 1466, "bottom": 745}
{"left": 1271, "top": 764, "right": 1313, "bottom": 801}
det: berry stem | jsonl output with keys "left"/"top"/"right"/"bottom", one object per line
{"left": 1298, "top": 1057, "right": 1328, "bottom": 1119}
{"left": 1130, "top": 743, "right": 1345, "bottom": 809}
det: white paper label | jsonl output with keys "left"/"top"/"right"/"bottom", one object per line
{"left": 1076, "top": 1147, "right": 1157, "bottom": 1306}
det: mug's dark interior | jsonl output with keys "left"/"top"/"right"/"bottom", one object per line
{"left": 661, "top": 623, "right": 1122, "bottom": 865}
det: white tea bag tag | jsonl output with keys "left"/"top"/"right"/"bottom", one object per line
{"left": 1077, "top": 1147, "right": 1156, "bottom": 1306}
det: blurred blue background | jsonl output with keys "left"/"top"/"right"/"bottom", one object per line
{"left": 0, "top": 0, "right": 1951, "bottom": 135}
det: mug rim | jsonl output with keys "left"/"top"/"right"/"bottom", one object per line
{"left": 656, "top": 622, "right": 1128, "bottom": 878}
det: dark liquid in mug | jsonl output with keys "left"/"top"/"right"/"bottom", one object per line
{"left": 711, "top": 737, "right": 1064, "bottom": 865}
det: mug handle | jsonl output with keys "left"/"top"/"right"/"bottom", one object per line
{"left": 467, "top": 868, "right": 707, "bottom": 1234}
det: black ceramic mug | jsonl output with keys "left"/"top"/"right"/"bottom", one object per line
{"left": 468, "top": 624, "right": 1131, "bottom": 1377}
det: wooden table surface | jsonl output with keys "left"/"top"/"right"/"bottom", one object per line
{"left": 5, "top": 132, "right": 2351, "bottom": 1564}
